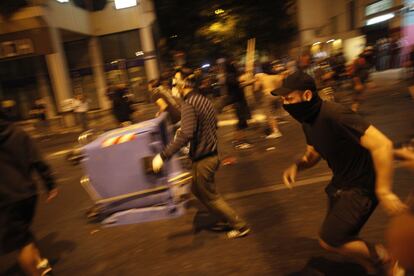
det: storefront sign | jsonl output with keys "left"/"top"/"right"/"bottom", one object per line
{"left": 366, "top": 0, "right": 393, "bottom": 16}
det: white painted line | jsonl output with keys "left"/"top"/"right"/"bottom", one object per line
{"left": 217, "top": 114, "right": 268, "bottom": 127}
{"left": 224, "top": 173, "right": 332, "bottom": 200}
{"left": 47, "top": 149, "right": 72, "bottom": 158}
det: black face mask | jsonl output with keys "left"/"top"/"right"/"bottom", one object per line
{"left": 283, "top": 95, "right": 322, "bottom": 124}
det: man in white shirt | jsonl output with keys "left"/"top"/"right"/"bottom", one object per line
{"left": 253, "top": 67, "right": 286, "bottom": 139}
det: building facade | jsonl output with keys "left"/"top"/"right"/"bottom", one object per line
{"left": 297, "top": 0, "right": 407, "bottom": 63}
{"left": 0, "top": 0, "right": 160, "bottom": 120}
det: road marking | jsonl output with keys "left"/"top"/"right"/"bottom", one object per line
{"left": 224, "top": 173, "right": 332, "bottom": 200}
{"left": 47, "top": 149, "right": 72, "bottom": 158}
{"left": 218, "top": 114, "right": 267, "bottom": 127}
{"left": 224, "top": 162, "right": 406, "bottom": 201}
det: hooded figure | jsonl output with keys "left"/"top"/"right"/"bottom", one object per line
{"left": 0, "top": 105, "right": 57, "bottom": 275}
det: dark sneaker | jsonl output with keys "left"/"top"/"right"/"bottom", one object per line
{"left": 227, "top": 227, "right": 250, "bottom": 239}
{"left": 209, "top": 221, "right": 232, "bottom": 232}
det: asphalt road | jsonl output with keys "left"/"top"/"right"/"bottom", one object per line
{"left": 1, "top": 74, "right": 413, "bottom": 276}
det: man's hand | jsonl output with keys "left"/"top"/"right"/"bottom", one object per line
{"left": 46, "top": 188, "right": 58, "bottom": 203}
{"left": 283, "top": 164, "right": 298, "bottom": 189}
{"left": 152, "top": 154, "right": 164, "bottom": 173}
{"left": 394, "top": 148, "right": 414, "bottom": 171}
{"left": 377, "top": 191, "right": 407, "bottom": 216}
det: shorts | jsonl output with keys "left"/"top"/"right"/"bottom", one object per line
{"left": 0, "top": 197, "right": 37, "bottom": 254}
{"left": 320, "top": 187, "right": 378, "bottom": 247}
{"left": 260, "top": 94, "right": 284, "bottom": 119}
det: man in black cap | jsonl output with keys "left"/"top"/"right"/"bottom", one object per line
{"left": 273, "top": 71, "right": 406, "bottom": 274}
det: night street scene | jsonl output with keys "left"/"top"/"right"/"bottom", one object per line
{"left": 1, "top": 0, "right": 414, "bottom": 275}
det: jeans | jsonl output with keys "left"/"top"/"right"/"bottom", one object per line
{"left": 191, "top": 154, "right": 246, "bottom": 230}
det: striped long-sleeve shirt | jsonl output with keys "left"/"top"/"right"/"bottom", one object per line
{"left": 160, "top": 92, "right": 218, "bottom": 161}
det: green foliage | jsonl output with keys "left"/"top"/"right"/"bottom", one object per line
{"left": 154, "top": 0, "right": 297, "bottom": 65}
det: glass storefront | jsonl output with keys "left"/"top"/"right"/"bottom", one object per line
{"left": 99, "top": 30, "right": 149, "bottom": 103}
{"left": 64, "top": 39, "right": 99, "bottom": 109}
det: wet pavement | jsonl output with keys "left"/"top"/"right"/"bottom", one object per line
{"left": 1, "top": 72, "right": 414, "bottom": 275}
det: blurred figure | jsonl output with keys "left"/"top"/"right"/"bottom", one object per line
{"left": 151, "top": 75, "right": 250, "bottom": 239}
{"left": 73, "top": 94, "right": 89, "bottom": 131}
{"left": 313, "top": 59, "right": 336, "bottom": 102}
{"left": 29, "top": 98, "right": 48, "bottom": 134}
{"left": 276, "top": 71, "right": 406, "bottom": 275}
{"left": 107, "top": 84, "right": 133, "bottom": 126}
{"left": 408, "top": 45, "right": 414, "bottom": 82}
{"left": 199, "top": 76, "right": 214, "bottom": 98}
{"left": 380, "top": 38, "right": 391, "bottom": 71}
{"left": 193, "top": 68, "right": 203, "bottom": 93}
{"left": 391, "top": 38, "right": 401, "bottom": 69}
{"left": 220, "top": 60, "right": 251, "bottom": 130}
{"left": 330, "top": 52, "right": 347, "bottom": 84}
{"left": 363, "top": 46, "right": 376, "bottom": 70}
{"left": 0, "top": 104, "right": 58, "bottom": 276}
{"left": 148, "top": 78, "right": 181, "bottom": 125}
{"left": 253, "top": 62, "right": 284, "bottom": 139}
{"left": 350, "top": 53, "right": 370, "bottom": 112}
{"left": 297, "top": 52, "right": 314, "bottom": 77}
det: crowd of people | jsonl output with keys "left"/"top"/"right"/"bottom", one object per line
{"left": 146, "top": 51, "right": 414, "bottom": 275}
{"left": 1, "top": 45, "right": 414, "bottom": 276}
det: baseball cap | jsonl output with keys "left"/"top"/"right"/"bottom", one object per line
{"left": 271, "top": 70, "right": 317, "bottom": 96}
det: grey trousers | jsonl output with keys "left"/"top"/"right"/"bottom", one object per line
{"left": 191, "top": 154, "right": 246, "bottom": 230}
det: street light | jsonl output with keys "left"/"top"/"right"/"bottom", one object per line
{"left": 114, "top": 0, "right": 137, "bottom": 10}
{"left": 215, "top": 9, "right": 224, "bottom": 15}
{"left": 366, "top": 13, "right": 395, "bottom": 26}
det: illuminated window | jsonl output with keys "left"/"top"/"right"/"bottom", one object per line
{"left": 366, "top": 13, "right": 394, "bottom": 25}
{"left": 115, "top": 0, "right": 137, "bottom": 9}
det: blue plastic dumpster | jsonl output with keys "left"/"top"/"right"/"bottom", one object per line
{"left": 80, "top": 113, "right": 191, "bottom": 226}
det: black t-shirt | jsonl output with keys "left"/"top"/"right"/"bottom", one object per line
{"left": 302, "top": 101, "right": 375, "bottom": 191}
{"left": 152, "top": 88, "right": 181, "bottom": 124}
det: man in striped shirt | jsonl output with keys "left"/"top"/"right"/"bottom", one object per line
{"left": 152, "top": 74, "right": 250, "bottom": 239}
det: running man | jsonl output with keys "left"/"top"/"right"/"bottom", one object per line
{"left": 273, "top": 71, "right": 406, "bottom": 275}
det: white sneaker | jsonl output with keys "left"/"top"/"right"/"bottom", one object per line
{"left": 235, "top": 143, "right": 253, "bottom": 150}
{"left": 227, "top": 227, "right": 251, "bottom": 239}
{"left": 37, "top": 259, "right": 52, "bottom": 276}
{"left": 266, "top": 131, "right": 282, "bottom": 139}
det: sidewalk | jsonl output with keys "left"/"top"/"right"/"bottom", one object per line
{"left": 19, "top": 103, "right": 159, "bottom": 139}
